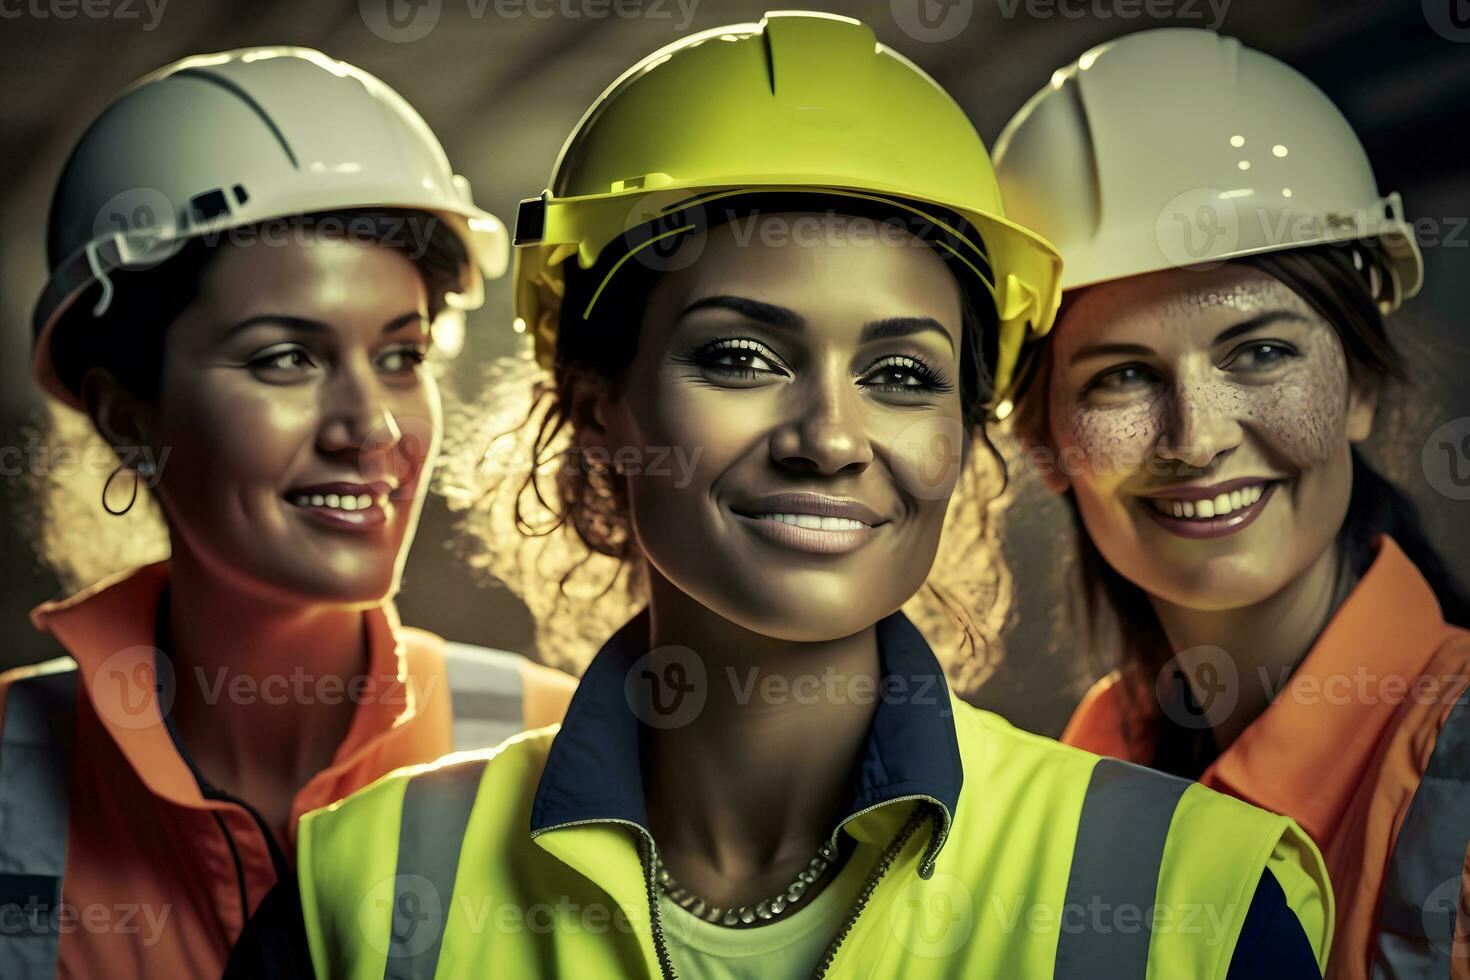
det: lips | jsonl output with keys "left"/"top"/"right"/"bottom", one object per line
{"left": 1138, "top": 478, "right": 1281, "bottom": 540}
{"left": 729, "top": 492, "right": 889, "bottom": 555}
{"left": 285, "top": 480, "right": 396, "bottom": 531}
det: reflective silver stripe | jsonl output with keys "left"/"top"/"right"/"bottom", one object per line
{"left": 1372, "top": 691, "right": 1470, "bottom": 979}
{"left": 442, "top": 642, "right": 525, "bottom": 752}
{"left": 0, "top": 658, "right": 78, "bottom": 980}
{"left": 1054, "top": 757, "right": 1190, "bottom": 979}
{"left": 384, "top": 758, "right": 488, "bottom": 980}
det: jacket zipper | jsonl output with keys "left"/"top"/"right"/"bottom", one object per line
{"left": 531, "top": 817, "right": 678, "bottom": 980}
{"left": 537, "top": 802, "right": 936, "bottom": 980}
{"left": 811, "top": 804, "right": 933, "bottom": 979}
{"left": 639, "top": 833, "right": 679, "bottom": 980}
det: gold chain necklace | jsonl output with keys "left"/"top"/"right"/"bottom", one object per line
{"left": 654, "top": 839, "right": 842, "bottom": 927}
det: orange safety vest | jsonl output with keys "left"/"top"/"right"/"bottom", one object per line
{"left": 1062, "top": 535, "right": 1470, "bottom": 979}
{"left": 0, "top": 561, "right": 467, "bottom": 979}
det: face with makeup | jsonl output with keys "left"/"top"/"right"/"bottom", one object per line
{"left": 582, "top": 213, "right": 968, "bottom": 641}
{"left": 1035, "top": 263, "right": 1376, "bottom": 610}
{"left": 92, "top": 235, "right": 441, "bottom": 606}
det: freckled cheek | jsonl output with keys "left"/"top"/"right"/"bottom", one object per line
{"left": 1063, "top": 402, "right": 1164, "bottom": 483}
{"left": 1240, "top": 361, "right": 1348, "bottom": 468}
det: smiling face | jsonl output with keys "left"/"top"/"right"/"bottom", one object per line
{"left": 584, "top": 213, "right": 968, "bottom": 642}
{"left": 1036, "top": 263, "right": 1376, "bottom": 610}
{"left": 111, "top": 235, "right": 441, "bottom": 606}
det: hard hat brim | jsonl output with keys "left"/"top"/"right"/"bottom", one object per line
{"left": 513, "top": 184, "right": 1061, "bottom": 407}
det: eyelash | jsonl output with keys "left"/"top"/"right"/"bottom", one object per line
{"left": 1082, "top": 340, "right": 1301, "bottom": 397}
{"left": 683, "top": 338, "right": 951, "bottom": 394}
{"left": 245, "top": 343, "right": 429, "bottom": 377}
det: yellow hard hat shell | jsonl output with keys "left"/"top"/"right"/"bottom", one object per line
{"left": 513, "top": 11, "right": 1062, "bottom": 403}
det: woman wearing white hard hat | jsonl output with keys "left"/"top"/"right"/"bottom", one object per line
{"left": 996, "top": 28, "right": 1470, "bottom": 979}
{"left": 7, "top": 47, "right": 573, "bottom": 979}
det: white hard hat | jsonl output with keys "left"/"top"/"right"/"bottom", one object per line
{"left": 35, "top": 46, "right": 509, "bottom": 408}
{"left": 994, "top": 28, "right": 1422, "bottom": 310}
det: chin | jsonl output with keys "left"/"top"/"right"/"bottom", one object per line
{"left": 1134, "top": 560, "right": 1284, "bottom": 613}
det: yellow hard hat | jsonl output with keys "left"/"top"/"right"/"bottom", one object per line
{"left": 513, "top": 11, "right": 1061, "bottom": 403}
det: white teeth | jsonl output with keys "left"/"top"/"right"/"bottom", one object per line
{"left": 1147, "top": 483, "right": 1272, "bottom": 520}
{"left": 292, "top": 491, "right": 380, "bottom": 512}
{"left": 755, "top": 513, "right": 868, "bottom": 531}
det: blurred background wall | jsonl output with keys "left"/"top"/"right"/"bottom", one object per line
{"left": 2, "top": 0, "right": 1466, "bottom": 736}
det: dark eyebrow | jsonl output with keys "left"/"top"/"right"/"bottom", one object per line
{"left": 860, "top": 316, "right": 954, "bottom": 354}
{"left": 1069, "top": 310, "right": 1311, "bottom": 365}
{"left": 1213, "top": 310, "right": 1309, "bottom": 345}
{"left": 1070, "top": 341, "right": 1156, "bottom": 365}
{"left": 223, "top": 312, "right": 428, "bottom": 340}
{"left": 679, "top": 297, "right": 953, "bottom": 352}
{"left": 678, "top": 295, "right": 804, "bottom": 330}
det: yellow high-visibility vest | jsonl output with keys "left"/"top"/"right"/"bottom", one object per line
{"left": 298, "top": 610, "right": 1332, "bottom": 978}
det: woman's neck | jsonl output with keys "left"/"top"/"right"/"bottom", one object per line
{"left": 640, "top": 570, "right": 883, "bottom": 909}
{"left": 1150, "top": 542, "right": 1351, "bottom": 753}
{"left": 162, "top": 546, "right": 369, "bottom": 841}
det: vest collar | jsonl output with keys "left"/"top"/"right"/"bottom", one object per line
{"left": 529, "top": 607, "right": 962, "bottom": 877}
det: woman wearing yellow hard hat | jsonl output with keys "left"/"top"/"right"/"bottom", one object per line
{"left": 234, "top": 13, "right": 1330, "bottom": 978}
{"left": 12, "top": 47, "right": 574, "bottom": 979}
{"left": 995, "top": 28, "right": 1470, "bottom": 979}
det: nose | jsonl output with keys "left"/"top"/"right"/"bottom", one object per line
{"left": 318, "top": 359, "right": 400, "bottom": 461}
{"left": 1155, "top": 379, "right": 1243, "bottom": 471}
{"left": 769, "top": 369, "right": 874, "bottom": 476}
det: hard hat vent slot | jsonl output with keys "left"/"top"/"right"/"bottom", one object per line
{"left": 233, "top": 184, "right": 249, "bottom": 206}
{"left": 190, "top": 189, "right": 232, "bottom": 223}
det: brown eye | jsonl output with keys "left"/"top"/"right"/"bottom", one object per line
{"left": 377, "top": 346, "right": 429, "bottom": 373}
{"left": 249, "top": 344, "right": 318, "bottom": 378}
{"left": 858, "top": 355, "right": 952, "bottom": 394}
{"left": 689, "top": 338, "right": 789, "bottom": 381}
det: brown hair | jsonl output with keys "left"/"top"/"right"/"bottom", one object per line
{"left": 1010, "top": 243, "right": 1470, "bottom": 759}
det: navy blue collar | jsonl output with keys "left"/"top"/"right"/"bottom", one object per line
{"left": 529, "top": 608, "right": 962, "bottom": 872}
